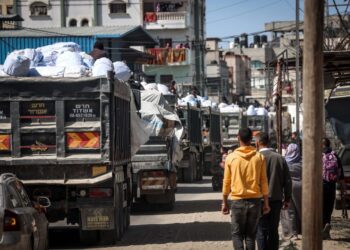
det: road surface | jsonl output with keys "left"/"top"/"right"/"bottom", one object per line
{"left": 49, "top": 177, "right": 350, "bottom": 250}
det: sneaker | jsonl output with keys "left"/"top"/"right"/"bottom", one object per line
{"left": 322, "top": 223, "right": 331, "bottom": 240}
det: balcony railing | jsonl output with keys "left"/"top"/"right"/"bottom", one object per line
{"left": 144, "top": 11, "right": 188, "bottom": 29}
{"left": 146, "top": 48, "right": 190, "bottom": 66}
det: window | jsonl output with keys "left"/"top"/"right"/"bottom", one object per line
{"left": 145, "top": 75, "right": 156, "bottom": 83}
{"left": 30, "top": 2, "right": 48, "bottom": 16}
{"left": 109, "top": 3, "right": 127, "bottom": 14}
{"left": 81, "top": 19, "right": 89, "bottom": 27}
{"left": 6, "top": 5, "right": 13, "bottom": 15}
{"left": 69, "top": 19, "right": 77, "bottom": 27}
{"left": 160, "top": 75, "right": 173, "bottom": 85}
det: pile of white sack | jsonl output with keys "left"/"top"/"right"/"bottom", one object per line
{"left": 141, "top": 82, "right": 173, "bottom": 95}
{"left": 219, "top": 103, "right": 241, "bottom": 113}
{"left": 177, "top": 94, "right": 218, "bottom": 110}
{"left": 246, "top": 105, "right": 268, "bottom": 116}
{"left": 0, "top": 42, "right": 132, "bottom": 81}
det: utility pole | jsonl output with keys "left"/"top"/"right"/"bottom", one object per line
{"left": 302, "top": 0, "right": 324, "bottom": 249}
{"left": 295, "top": 0, "right": 301, "bottom": 138}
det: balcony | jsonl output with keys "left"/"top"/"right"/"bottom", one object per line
{"left": 144, "top": 12, "right": 188, "bottom": 30}
{"left": 145, "top": 48, "right": 191, "bottom": 66}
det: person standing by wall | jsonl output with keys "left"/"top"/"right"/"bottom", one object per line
{"left": 322, "top": 137, "right": 345, "bottom": 239}
{"left": 255, "top": 132, "right": 292, "bottom": 250}
{"left": 222, "top": 128, "right": 270, "bottom": 250}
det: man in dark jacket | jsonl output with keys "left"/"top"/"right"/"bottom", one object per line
{"left": 255, "top": 132, "right": 292, "bottom": 250}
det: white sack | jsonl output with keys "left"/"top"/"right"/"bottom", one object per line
{"left": 92, "top": 57, "right": 113, "bottom": 77}
{"left": 113, "top": 61, "right": 131, "bottom": 82}
{"left": 28, "top": 66, "right": 65, "bottom": 77}
{"left": 3, "top": 53, "right": 31, "bottom": 76}
{"left": 80, "top": 52, "right": 94, "bottom": 68}
{"left": 64, "top": 65, "right": 88, "bottom": 78}
{"left": 56, "top": 51, "right": 83, "bottom": 67}
{"left": 247, "top": 105, "right": 257, "bottom": 116}
{"left": 256, "top": 107, "right": 268, "bottom": 116}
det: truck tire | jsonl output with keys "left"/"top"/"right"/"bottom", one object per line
{"left": 99, "top": 183, "right": 124, "bottom": 244}
{"left": 163, "top": 190, "right": 176, "bottom": 211}
{"left": 79, "top": 229, "right": 99, "bottom": 246}
{"left": 184, "top": 153, "right": 196, "bottom": 183}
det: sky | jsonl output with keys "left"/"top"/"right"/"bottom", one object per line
{"left": 206, "top": 0, "right": 304, "bottom": 43}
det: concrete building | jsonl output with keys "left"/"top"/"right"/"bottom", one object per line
{"left": 224, "top": 52, "right": 251, "bottom": 101}
{"left": 205, "top": 38, "right": 230, "bottom": 103}
{"left": 142, "top": 0, "right": 206, "bottom": 96}
{"left": 17, "top": 0, "right": 143, "bottom": 28}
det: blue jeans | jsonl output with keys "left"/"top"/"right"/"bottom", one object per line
{"left": 231, "top": 199, "right": 262, "bottom": 250}
{"left": 256, "top": 200, "right": 282, "bottom": 250}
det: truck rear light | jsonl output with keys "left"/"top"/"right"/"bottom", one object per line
{"left": 88, "top": 188, "right": 113, "bottom": 198}
{"left": 66, "top": 132, "right": 100, "bottom": 149}
{"left": 4, "top": 210, "right": 20, "bottom": 231}
{"left": 0, "top": 134, "right": 11, "bottom": 151}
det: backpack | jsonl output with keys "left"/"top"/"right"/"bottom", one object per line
{"left": 322, "top": 151, "right": 340, "bottom": 182}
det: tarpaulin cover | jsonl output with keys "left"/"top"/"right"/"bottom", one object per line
{"left": 140, "top": 90, "right": 184, "bottom": 164}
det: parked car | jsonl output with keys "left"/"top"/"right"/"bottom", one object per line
{"left": 0, "top": 173, "right": 50, "bottom": 250}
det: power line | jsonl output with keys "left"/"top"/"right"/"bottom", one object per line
{"left": 208, "top": 0, "right": 282, "bottom": 24}
{"left": 207, "top": 0, "right": 248, "bottom": 14}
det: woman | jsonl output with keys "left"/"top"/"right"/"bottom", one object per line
{"left": 281, "top": 143, "right": 302, "bottom": 240}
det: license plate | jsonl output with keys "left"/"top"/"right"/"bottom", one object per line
{"left": 81, "top": 207, "right": 114, "bottom": 230}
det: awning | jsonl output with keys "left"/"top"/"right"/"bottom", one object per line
{"left": 0, "top": 15, "right": 24, "bottom": 22}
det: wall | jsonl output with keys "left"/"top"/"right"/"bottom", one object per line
{"left": 0, "top": 0, "right": 14, "bottom": 15}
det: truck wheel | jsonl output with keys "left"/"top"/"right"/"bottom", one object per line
{"left": 163, "top": 190, "right": 175, "bottom": 211}
{"left": 79, "top": 229, "right": 99, "bottom": 246}
{"left": 99, "top": 183, "right": 123, "bottom": 244}
{"left": 184, "top": 160, "right": 194, "bottom": 183}
{"left": 177, "top": 168, "right": 184, "bottom": 183}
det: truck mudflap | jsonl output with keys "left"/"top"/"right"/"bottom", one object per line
{"left": 138, "top": 171, "right": 176, "bottom": 196}
{"left": 80, "top": 207, "right": 115, "bottom": 230}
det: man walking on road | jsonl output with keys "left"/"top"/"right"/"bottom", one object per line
{"left": 255, "top": 132, "right": 292, "bottom": 250}
{"left": 222, "top": 128, "right": 270, "bottom": 250}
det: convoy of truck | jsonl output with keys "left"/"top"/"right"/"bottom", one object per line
{"left": 0, "top": 71, "right": 298, "bottom": 244}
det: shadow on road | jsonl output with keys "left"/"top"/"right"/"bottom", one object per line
{"left": 132, "top": 199, "right": 221, "bottom": 215}
{"left": 49, "top": 221, "right": 232, "bottom": 249}
{"left": 117, "top": 221, "right": 231, "bottom": 246}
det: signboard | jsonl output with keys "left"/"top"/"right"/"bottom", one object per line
{"left": 20, "top": 101, "right": 55, "bottom": 117}
{"left": 65, "top": 101, "right": 100, "bottom": 122}
{"left": 0, "top": 102, "right": 10, "bottom": 123}
{"left": 20, "top": 133, "right": 56, "bottom": 155}
{"left": 20, "top": 101, "right": 55, "bottom": 123}
{"left": 81, "top": 207, "right": 114, "bottom": 230}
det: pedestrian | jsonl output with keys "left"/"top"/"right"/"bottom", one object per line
{"left": 255, "top": 132, "right": 292, "bottom": 250}
{"left": 322, "top": 137, "right": 345, "bottom": 239}
{"left": 89, "top": 41, "right": 107, "bottom": 61}
{"left": 280, "top": 143, "right": 302, "bottom": 240}
{"left": 222, "top": 128, "right": 270, "bottom": 250}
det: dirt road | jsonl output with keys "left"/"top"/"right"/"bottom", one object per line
{"left": 50, "top": 177, "right": 350, "bottom": 250}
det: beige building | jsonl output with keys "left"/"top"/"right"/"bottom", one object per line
{"left": 224, "top": 52, "right": 251, "bottom": 101}
{"left": 205, "top": 38, "right": 230, "bottom": 103}
{"left": 0, "top": 0, "right": 14, "bottom": 15}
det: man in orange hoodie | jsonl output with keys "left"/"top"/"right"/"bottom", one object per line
{"left": 222, "top": 128, "right": 270, "bottom": 250}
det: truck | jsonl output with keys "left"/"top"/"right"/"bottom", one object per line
{"left": 201, "top": 107, "right": 221, "bottom": 176}
{"left": 0, "top": 75, "right": 132, "bottom": 245}
{"left": 177, "top": 104, "right": 203, "bottom": 183}
{"left": 131, "top": 93, "right": 177, "bottom": 210}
